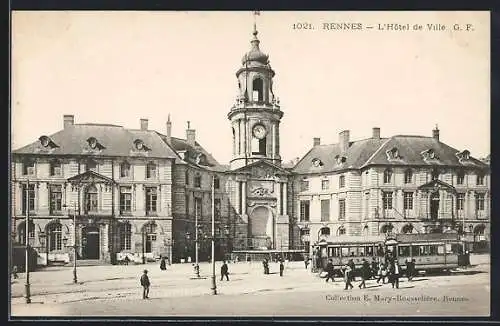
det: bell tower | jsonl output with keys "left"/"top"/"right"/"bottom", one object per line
{"left": 228, "top": 19, "right": 283, "bottom": 170}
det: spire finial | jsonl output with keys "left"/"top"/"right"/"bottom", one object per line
{"left": 187, "top": 121, "right": 191, "bottom": 129}
{"left": 253, "top": 11, "right": 260, "bottom": 37}
{"left": 167, "top": 113, "right": 171, "bottom": 123}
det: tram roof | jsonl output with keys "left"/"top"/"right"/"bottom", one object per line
{"left": 314, "top": 233, "right": 460, "bottom": 245}
{"left": 315, "top": 235, "right": 385, "bottom": 245}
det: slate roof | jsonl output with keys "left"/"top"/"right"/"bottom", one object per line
{"left": 292, "top": 135, "right": 488, "bottom": 174}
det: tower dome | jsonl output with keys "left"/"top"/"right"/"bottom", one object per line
{"left": 241, "top": 27, "right": 269, "bottom": 65}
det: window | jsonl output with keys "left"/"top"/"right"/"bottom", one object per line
{"left": 320, "top": 227, "right": 330, "bottom": 236}
{"left": 214, "top": 177, "right": 220, "bottom": 189}
{"left": 321, "top": 179, "right": 329, "bottom": 190}
{"left": 18, "top": 221, "right": 35, "bottom": 245}
{"left": 50, "top": 160, "right": 62, "bottom": 176}
{"left": 383, "top": 192, "right": 393, "bottom": 210}
{"left": 194, "top": 197, "right": 202, "bottom": 218}
{"left": 339, "top": 175, "right": 345, "bottom": 188}
{"left": 300, "top": 180, "right": 309, "bottom": 192}
{"left": 23, "top": 159, "right": 35, "bottom": 175}
{"left": 252, "top": 78, "right": 263, "bottom": 102}
{"left": 403, "top": 192, "right": 413, "bottom": 210}
{"left": 120, "top": 186, "right": 132, "bottom": 214}
{"left": 146, "top": 162, "right": 156, "bottom": 179}
{"left": 119, "top": 223, "right": 132, "bottom": 251}
{"left": 145, "top": 187, "right": 158, "bottom": 214}
{"left": 475, "top": 193, "right": 485, "bottom": 211}
{"left": 214, "top": 198, "right": 221, "bottom": 218}
{"left": 383, "top": 169, "right": 392, "bottom": 183}
{"left": 404, "top": 169, "right": 413, "bottom": 184}
{"left": 49, "top": 185, "right": 62, "bottom": 214}
{"left": 185, "top": 170, "right": 189, "bottom": 185}
{"left": 194, "top": 174, "right": 201, "bottom": 188}
{"left": 431, "top": 169, "right": 439, "bottom": 180}
{"left": 85, "top": 185, "right": 98, "bottom": 212}
{"left": 22, "top": 184, "right": 36, "bottom": 215}
{"left": 338, "top": 227, "right": 346, "bottom": 236}
{"left": 143, "top": 223, "right": 157, "bottom": 253}
{"left": 300, "top": 200, "right": 310, "bottom": 221}
{"left": 48, "top": 223, "right": 62, "bottom": 251}
{"left": 457, "top": 171, "right": 465, "bottom": 185}
{"left": 398, "top": 246, "right": 410, "bottom": 257}
{"left": 338, "top": 199, "right": 346, "bottom": 220}
{"left": 457, "top": 193, "right": 465, "bottom": 210}
{"left": 321, "top": 199, "right": 330, "bottom": 222}
{"left": 120, "top": 161, "right": 131, "bottom": 178}
{"left": 86, "top": 159, "right": 97, "bottom": 172}
{"left": 185, "top": 195, "right": 190, "bottom": 217}
{"left": 476, "top": 173, "right": 484, "bottom": 185}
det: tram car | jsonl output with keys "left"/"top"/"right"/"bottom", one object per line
{"left": 312, "top": 233, "right": 461, "bottom": 277}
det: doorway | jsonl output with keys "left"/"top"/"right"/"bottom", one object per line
{"left": 430, "top": 192, "right": 440, "bottom": 220}
{"left": 82, "top": 226, "right": 100, "bottom": 260}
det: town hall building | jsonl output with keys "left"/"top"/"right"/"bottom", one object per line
{"left": 11, "top": 24, "right": 490, "bottom": 266}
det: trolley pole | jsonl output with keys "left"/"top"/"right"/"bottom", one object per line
{"left": 210, "top": 175, "right": 217, "bottom": 295}
{"left": 24, "top": 180, "right": 31, "bottom": 304}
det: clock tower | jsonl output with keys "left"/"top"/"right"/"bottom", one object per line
{"left": 228, "top": 22, "right": 283, "bottom": 170}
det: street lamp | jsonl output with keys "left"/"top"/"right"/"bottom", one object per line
{"left": 63, "top": 202, "right": 78, "bottom": 284}
{"left": 24, "top": 180, "right": 32, "bottom": 304}
{"left": 210, "top": 174, "right": 217, "bottom": 295}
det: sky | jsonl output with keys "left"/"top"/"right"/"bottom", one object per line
{"left": 11, "top": 11, "right": 490, "bottom": 164}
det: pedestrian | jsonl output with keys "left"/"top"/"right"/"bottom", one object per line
{"left": 343, "top": 264, "right": 354, "bottom": 290}
{"left": 410, "top": 259, "right": 416, "bottom": 280}
{"left": 390, "top": 260, "right": 401, "bottom": 289}
{"left": 263, "top": 259, "right": 269, "bottom": 275}
{"left": 124, "top": 255, "right": 130, "bottom": 266}
{"left": 348, "top": 259, "right": 356, "bottom": 282}
{"left": 279, "top": 259, "right": 284, "bottom": 277}
{"left": 405, "top": 258, "right": 412, "bottom": 281}
{"left": 160, "top": 256, "right": 167, "bottom": 271}
{"left": 371, "top": 258, "right": 378, "bottom": 279}
{"left": 221, "top": 261, "right": 230, "bottom": 281}
{"left": 12, "top": 265, "right": 18, "bottom": 279}
{"left": 140, "top": 269, "right": 150, "bottom": 299}
{"left": 304, "top": 257, "right": 310, "bottom": 270}
{"left": 358, "top": 258, "right": 370, "bottom": 289}
{"left": 376, "top": 262, "right": 387, "bottom": 284}
{"left": 324, "top": 259, "right": 335, "bottom": 283}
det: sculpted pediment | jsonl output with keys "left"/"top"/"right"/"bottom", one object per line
{"left": 232, "top": 159, "right": 290, "bottom": 180}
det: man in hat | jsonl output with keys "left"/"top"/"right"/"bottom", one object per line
{"left": 140, "top": 269, "right": 150, "bottom": 299}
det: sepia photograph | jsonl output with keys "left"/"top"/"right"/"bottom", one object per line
{"left": 9, "top": 10, "right": 490, "bottom": 318}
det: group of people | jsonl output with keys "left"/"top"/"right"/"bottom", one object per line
{"left": 262, "top": 258, "right": 285, "bottom": 276}
{"left": 323, "top": 256, "right": 417, "bottom": 290}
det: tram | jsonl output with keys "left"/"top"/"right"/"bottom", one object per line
{"left": 312, "top": 233, "right": 461, "bottom": 276}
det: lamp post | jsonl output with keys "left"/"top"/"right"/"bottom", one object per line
{"left": 194, "top": 202, "right": 200, "bottom": 278}
{"left": 63, "top": 202, "right": 78, "bottom": 284}
{"left": 210, "top": 174, "right": 217, "bottom": 295}
{"left": 24, "top": 180, "right": 31, "bottom": 304}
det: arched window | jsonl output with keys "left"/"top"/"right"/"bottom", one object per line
{"left": 401, "top": 224, "right": 413, "bottom": 234}
{"left": 142, "top": 223, "right": 157, "bottom": 254}
{"left": 50, "top": 159, "right": 62, "bottom": 176}
{"left": 383, "top": 169, "right": 392, "bottom": 184}
{"left": 337, "top": 226, "right": 346, "bottom": 236}
{"left": 85, "top": 185, "right": 98, "bottom": 213}
{"left": 252, "top": 77, "right": 264, "bottom": 102}
{"left": 120, "top": 161, "right": 131, "bottom": 178}
{"left": 319, "top": 227, "right": 330, "bottom": 236}
{"left": 18, "top": 221, "right": 35, "bottom": 245}
{"left": 381, "top": 224, "right": 393, "bottom": 235}
{"left": 146, "top": 162, "right": 156, "bottom": 179}
{"left": 119, "top": 223, "right": 132, "bottom": 251}
{"left": 47, "top": 222, "right": 62, "bottom": 251}
{"left": 404, "top": 169, "right": 413, "bottom": 184}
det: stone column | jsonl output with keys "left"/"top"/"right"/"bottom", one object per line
{"left": 271, "top": 124, "right": 275, "bottom": 159}
{"left": 242, "top": 181, "right": 247, "bottom": 215}
{"left": 277, "top": 182, "right": 282, "bottom": 215}
{"left": 283, "top": 183, "right": 288, "bottom": 215}
{"left": 237, "top": 181, "right": 241, "bottom": 214}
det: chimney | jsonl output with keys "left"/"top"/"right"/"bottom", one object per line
{"left": 186, "top": 121, "right": 196, "bottom": 146}
{"left": 313, "top": 137, "right": 321, "bottom": 146}
{"left": 339, "top": 130, "right": 350, "bottom": 153}
{"left": 372, "top": 127, "right": 380, "bottom": 140}
{"left": 140, "top": 118, "right": 148, "bottom": 131}
{"left": 166, "top": 114, "right": 172, "bottom": 143}
{"left": 63, "top": 114, "right": 74, "bottom": 129}
{"left": 432, "top": 124, "right": 440, "bottom": 141}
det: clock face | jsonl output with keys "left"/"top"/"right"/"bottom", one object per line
{"left": 253, "top": 124, "right": 267, "bottom": 139}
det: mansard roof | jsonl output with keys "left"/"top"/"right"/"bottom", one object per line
{"left": 293, "top": 135, "right": 488, "bottom": 174}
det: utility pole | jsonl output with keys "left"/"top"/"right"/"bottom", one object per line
{"left": 24, "top": 180, "right": 31, "bottom": 304}
{"left": 211, "top": 174, "right": 217, "bottom": 295}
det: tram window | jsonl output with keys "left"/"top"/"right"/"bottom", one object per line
{"left": 411, "top": 246, "right": 420, "bottom": 256}
{"left": 429, "top": 245, "right": 439, "bottom": 256}
{"left": 419, "top": 246, "right": 428, "bottom": 256}
{"left": 437, "top": 245, "right": 445, "bottom": 255}
{"left": 333, "top": 247, "right": 341, "bottom": 257}
{"left": 365, "top": 246, "right": 374, "bottom": 256}
{"left": 348, "top": 247, "right": 357, "bottom": 257}
{"left": 451, "top": 243, "right": 461, "bottom": 254}
{"left": 341, "top": 247, "right": 349, "bottom": 257}
{"left": 398, "top": 246, "right": 410, "bottom": 257}
{"left": 445, "top": 243, "right": 453, "bottom": 254}
{"left": 359, "top": 247, "right": 365, "bottom": 256}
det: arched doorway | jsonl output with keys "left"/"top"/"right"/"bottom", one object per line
{"left": 249, "top": 206, "right": 273, "bottom": 249}
{"left": 430, "top": 191, "right": 440, "bottom": 220}
{"left": 82, "top": 226, "right": 100, "bottom": 259}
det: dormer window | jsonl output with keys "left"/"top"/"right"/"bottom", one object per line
{"left": 456, "top": 150, "right": 471, "bottom": 161}
{"left": 421, "top": 148, "right": 439, "bottom": 160}
{"left": 39, "top": 135, "right": 58, "bottom": 149}
{"left": 335, "top": 155, "right": 347, "bottom": 165}
{"left": 386, "top": 147, "right": 401, "bottom": 160}
{"left": 195, "top": 153, "right": 206, "bottom": 165}
{"left": 134, "top": 139, "right": 150, "bottom": 151}
{"left": 312, "top": 158, "right": 323, "bottom": 168}
{"left": 86, "top": 137, "right": 105, "bottom": 150}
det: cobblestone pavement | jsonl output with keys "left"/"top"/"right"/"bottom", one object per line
{"left": 10, "top": 256, "right": 490, "bottom": 317}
